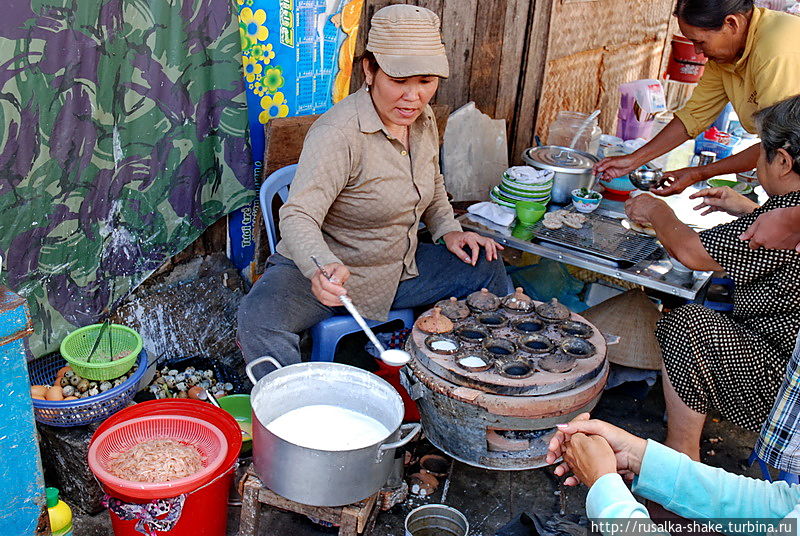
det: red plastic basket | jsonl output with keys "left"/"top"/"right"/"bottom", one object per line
{"left": 88, "top": 415, "right": 227, "bottom": 499}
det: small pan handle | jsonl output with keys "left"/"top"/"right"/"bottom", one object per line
{"left": 245, "top": 356, "right": 283, "bottom": 385}
{"left": 376, "top": 423, "right": 421, "bottom": 463}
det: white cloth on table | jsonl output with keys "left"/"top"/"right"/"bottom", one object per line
{"left": 468, "top": 201, "right": 515, "bottom": 227}
{"left": 505, "top": 166, "right": 553, "bottom": 185}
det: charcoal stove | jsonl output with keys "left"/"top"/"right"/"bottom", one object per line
{"left": 401, "top": 296, "right": 608, "bottom": 470}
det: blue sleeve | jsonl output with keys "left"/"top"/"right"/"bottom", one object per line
{"left": 633, "top": 440, "right": 800, "bottom": 530}
{"left": 587, "top": 473, "right": 669, "bottom": 536}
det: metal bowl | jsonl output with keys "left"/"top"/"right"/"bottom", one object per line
{"left": 628, "top": 168, "right": 663, "bottom": 191}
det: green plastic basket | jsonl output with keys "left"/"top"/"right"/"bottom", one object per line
{"left": 59, "top": 324, "right": 143, "bottom": 381}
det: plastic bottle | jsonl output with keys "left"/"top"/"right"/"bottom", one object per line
{"left": 46, "top": 487, "right": 73, "bottom": 536}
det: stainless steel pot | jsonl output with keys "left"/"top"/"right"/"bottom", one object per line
{"left": 522, "top": 145, "right": 599, "bottom": 204}
{"left": 246, "top": 357, "right": 421, "bottom": 506}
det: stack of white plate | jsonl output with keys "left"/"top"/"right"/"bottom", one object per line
{"left": 489, "top": 167, "right": 554, "bottom": 208}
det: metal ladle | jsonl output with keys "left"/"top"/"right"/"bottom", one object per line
{"left": 311, "top": 256, "right": 411, "bottom": 367}
{"left": 628, "top": 163, "right": 665, "bottom": 191}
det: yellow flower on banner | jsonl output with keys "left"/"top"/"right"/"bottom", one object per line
{"left": 259, "top": 92, "right": 289, "bottom": 123}
{"left": 240, "top": 8, "right": 269, "bottom": 41}
{"left": 236, "top": 0, "right": 245, "bottom": 5}
{"left": 242, "top": 55, "right": 263, "bottom": 83}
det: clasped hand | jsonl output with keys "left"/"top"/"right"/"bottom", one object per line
{"left": 546, "top": 413, "right": 648, "bottom": 488}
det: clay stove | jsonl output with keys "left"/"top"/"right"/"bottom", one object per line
{"left": 401, "top": 292, "right": 608, "bottom": 470}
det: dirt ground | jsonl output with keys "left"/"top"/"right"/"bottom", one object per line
{"left": 72, "top": 377, "right": 762, "bottom": 536}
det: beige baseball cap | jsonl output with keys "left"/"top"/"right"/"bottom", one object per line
{"left": 366, "top": 5, "right": 449, "bottom": 79}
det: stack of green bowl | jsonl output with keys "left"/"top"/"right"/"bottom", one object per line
{"left": 490, "top": 167, "right": 554, "bottom": 208}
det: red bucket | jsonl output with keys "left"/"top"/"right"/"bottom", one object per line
{"left": 373, "top": 357, "right": 420, "bottom": 422}
{"left": 665, "top": 35, "right": 707, "bottom": 83}
{"left": 90, "top": 400, "right": 242, "bottom": 536}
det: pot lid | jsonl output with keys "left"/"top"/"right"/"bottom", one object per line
{"left": 466, "top": 288, "right": 500, "bottom": 313}
{"left": 502, "top": 287, "right": 534, "bottom": 313}
{"left": 415, "top": 307, "right": 454, "bottom": 334}
{"left": 523, "top": 146, "right": 598, "bottom": 174}
{"left": 536, "top": 298, "right": 571, "bottom": 321}
{"left": 435, "top": 297, "right": 470, "bottom": 321}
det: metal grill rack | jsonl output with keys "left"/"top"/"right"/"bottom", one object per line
{"left": 532, "top": 211, "right": 659, "bottom": 265}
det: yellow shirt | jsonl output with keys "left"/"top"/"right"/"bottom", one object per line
{"left": 276, "top": 87, "right": 461, "bottom": 321}
{"left": 675, "top": 8, "right": 800, "bottom": 138}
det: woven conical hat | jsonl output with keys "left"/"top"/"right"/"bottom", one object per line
{"left": 582, "top": 289, "right": 662, "bottom": 370}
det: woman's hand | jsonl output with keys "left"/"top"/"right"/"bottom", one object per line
{"left": 594, "top": 154, "right": 640, "bottom": 180}
{"left": 624, "top": 194, "right": 670, "bottom": 227}
{"left": 740, "top": 207, "right": 800, "bottom": 252}
{"left": 311, "top": 263, "right": 351, "bottom": 307}
{"left": 547, "top": 413, "right": 648, "bottom": 486}
{"left": 689, "top": 187, "right": 759, "bottom": 217}
{"left": 650, "top": 167, "right": 706, "bottom": 196}
{"left": 443, "top": 231, "right": 504, "bottom": 265}
{"left": 562, "top": 433, "right": 618, "bottom": 488}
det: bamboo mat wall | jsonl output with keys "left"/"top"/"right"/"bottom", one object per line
{"left": 351, "top": 0, "right": 676, "bottom": 164}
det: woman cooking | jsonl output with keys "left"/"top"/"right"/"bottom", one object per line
{"left": 595, "top": 0, "right": 800, "bottom": 195}
{"left": 623, "top": 95, "right": 800, "bottom": 461}
{"left": 237, "top": 5, "right": 510, "bottom": 374}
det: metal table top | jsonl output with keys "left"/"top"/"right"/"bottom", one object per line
{"left": 459, "top": 191, "right": 727, "bottom": 300}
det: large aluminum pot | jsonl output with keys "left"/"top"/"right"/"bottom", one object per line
{"left": 246, "top": 357, "right": 421, "bottom": 506}
{"left": 523, "top": 145, "right": 599, "bottom": 204}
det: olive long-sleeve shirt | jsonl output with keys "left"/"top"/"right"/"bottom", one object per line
{"left": 275, "top": 87, "right": 462, "bottom": 321}
{"left": 674, "top": 8, "right": 800, "bottom": 138}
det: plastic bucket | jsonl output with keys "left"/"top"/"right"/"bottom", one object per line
{"left": 405, "top": 504, "right": 469, "bottom": 536}
{"left": 666, "top": 35, "right": 707, "bottom": 83}
{"left": 373, "top": 357, "right": 420, "bottom": 422}
{"left": 90, "top": 400, "right": 242, "bottom": 536}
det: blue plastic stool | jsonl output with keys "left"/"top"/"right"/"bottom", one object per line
{"left": 309, "top": 308, "right": 416, "bottom": 362}
{"left": 748, "top": 450, "right": 800, "bottom": 484}
{"left": 259, "top": 165, "right": 415, "bottom": 362}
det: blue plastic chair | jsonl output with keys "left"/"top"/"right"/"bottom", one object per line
{"left": 747, "top": 450, "right": 800, "bottom": 485}
{"left": 259, "top": 165, "right": 415, "bottom": 362}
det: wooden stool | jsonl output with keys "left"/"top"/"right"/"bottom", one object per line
{"left": 238, "top": 465, "right": 380, "bottom": 536}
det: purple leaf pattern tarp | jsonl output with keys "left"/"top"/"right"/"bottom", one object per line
{"left": 0, "top": 0, "right": 254, "bottom": 356}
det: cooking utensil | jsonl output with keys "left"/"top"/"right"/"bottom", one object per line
{"left": 86, "top": 317, "right": 110, "bottom": 363}
{"left": 522, "top": 146, "right": 599, "bottom": 205}
{"left": 311, "top": 256, "right": 411, "bottom": 366}
{"left": 628, "top": 164, "right": 664, "bottom": 191}
{"left": 568, "top": 109, "right": 600, "bottom": 149}
{"left": 247, "top": 357, "right": 421, "bottom": 506}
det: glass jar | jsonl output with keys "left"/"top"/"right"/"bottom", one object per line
{"left": 546, "top": 111, "right": 602, "bottom": 155}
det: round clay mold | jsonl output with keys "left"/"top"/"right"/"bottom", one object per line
{"left": 558, "top": 320, "right": 594, "bottom": 339}
{"left": 511, "top": 317, "right": 545, "bottom": 335}
{"left": 424, "top": 334, "right": 461, "bottom": 355}
{"left": 454, "top": 351, "right": 494, "bottom": 373}
{"left": 482, "top": 337, "right": 517, "bottom": 358}
{"left": 560, "top": 337, "right": 596, "bottom": 359}
{"left": 477, "top": 312, "right": 508, "bottom": 330}
{"left": 518, "top": 334, "right": 554, "bottom": 354}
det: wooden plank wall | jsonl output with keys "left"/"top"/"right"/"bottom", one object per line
{"left": 351, "top": 0, "right": 555, "bottom": 164}
{"left": 352, "top": 0, "right": 676, "bottom": 162}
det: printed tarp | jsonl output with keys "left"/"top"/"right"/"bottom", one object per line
{"left": 0, "top": 0, "right": 254, "bottom": 356}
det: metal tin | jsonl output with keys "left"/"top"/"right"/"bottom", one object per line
{"left": 405, "top": 504, "right": 469, "bottom": 536}
{"left": 523, "top": 145, "right": 599, "bottom": 204}
{"left": 523, "top": 145, "right": 598, "bottom": 173}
